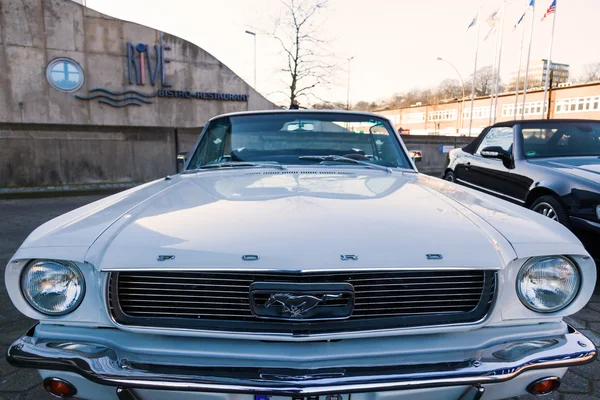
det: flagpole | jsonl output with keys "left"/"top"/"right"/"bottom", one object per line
{"left": 521, "top": 0, "right": 536, "bottom": 120}
{"left": 541, "top": 0, "right": 557, "bottom": 119}
{"left": 468, "top": 9, "right": 481, "bottom": 137}
{"left": 493, "top": 0, "right": 506, "bottom": 124}
{"left": 513, "top": 16, "right": 526, "bottom": 120}
{"left": 488, "top": 24, "right": 500, "bottom": 126}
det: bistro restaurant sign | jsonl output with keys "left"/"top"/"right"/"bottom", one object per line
{"left": 76, "top": 35, "right": 248, "bottom": 108}
{"left": 157, "top": 90, "right": 248, "bottom": 101}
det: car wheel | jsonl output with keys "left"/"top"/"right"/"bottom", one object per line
{"left": 530, "top": 195, "right": 569, "bottom": 225}
{"left": 443, "top": 171, "right": 456, "bottom": 182}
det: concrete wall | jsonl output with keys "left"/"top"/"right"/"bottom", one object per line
{"left": 0, "top": 0, "right": 277, "bottom": 128}
{"left": 0, "top": 123, "right": 179, "bottom": 187}
{"left": 0, "top": 123, "right": 471, "bottom": 187}
{"left": 402, "top": 134, "right": 472, "bottom": 176}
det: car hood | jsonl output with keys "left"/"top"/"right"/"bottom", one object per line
{"left": 528, "top": 156, "right": 600, "bottom": 184}
{"left": 14, "top": 169, "right": 585, "bottom": 271}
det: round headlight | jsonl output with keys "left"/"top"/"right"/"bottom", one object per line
{"left": 517, "top": 256, "right": 580, "bottom": 313}
{"left": 21, "top": 260, "right": 85, "bottom": 315}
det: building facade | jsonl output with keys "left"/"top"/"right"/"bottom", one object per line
{"left": 0, "top": 0, "right": 277, "bottom": 189}
{"left": 508, "top": 59, "right": 570, "bottom": 90}
{"left": 377, "top": 81, "right": 600, "bottom": 136}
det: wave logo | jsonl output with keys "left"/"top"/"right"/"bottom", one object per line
{"left": 76, "top": 87, "right": 156, "bottom": 108}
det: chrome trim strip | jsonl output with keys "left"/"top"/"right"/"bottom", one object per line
{"left": 456, "top": 178, "right": 526, "bottom": 204}
{"left": 101, "top": 267, "right": 500, "bottom": 272}
{"left": 7, "top": 326, "right": 596, "bottom": 395}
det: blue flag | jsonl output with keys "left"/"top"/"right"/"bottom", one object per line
{"left": 513, "top": 0, "right": 535, "bottom": 31}
{"left": 466, "top": 14, "right": 478, "bottom": 31}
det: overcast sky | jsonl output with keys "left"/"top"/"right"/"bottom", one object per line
{"left": 86, "top": 0, "right": 600, "bottom": 107}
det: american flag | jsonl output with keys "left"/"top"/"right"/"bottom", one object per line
{"left": 542, "top": 0, "right": 556, "bottom": 21}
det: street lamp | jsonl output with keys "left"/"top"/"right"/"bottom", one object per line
{"left": 437, "top": 57, "right": 466, "bottom": 133}
{"left": 346, "top": 56, "right": 354, "bottom": 110}
{"left": 245, "top": 30, "right": 257, "bottom": 89}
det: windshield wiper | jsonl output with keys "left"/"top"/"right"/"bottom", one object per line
{"left": 187, "top": 161, "right": 286, "bottom": 171}
{"left": 299, "top": 155, "right": 392, "bottom": 173}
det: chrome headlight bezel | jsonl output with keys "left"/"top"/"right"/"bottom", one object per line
{"left": 20, "top": 259, "right": 86, "bottom": 316}
{"left": 516, "top": 256, "right": 580, "bottom": 313}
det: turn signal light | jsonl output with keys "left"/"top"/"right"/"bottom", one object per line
{"left": 526, "top": 377, "right": 561, "bottom": 396}
{"left": 43, "top": 377, "right": 77, "bottom": 398}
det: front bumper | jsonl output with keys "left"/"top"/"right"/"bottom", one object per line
{"left": 6, "top": 324, "right": 597, "bottom": 396}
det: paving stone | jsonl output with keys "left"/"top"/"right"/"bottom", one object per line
{"left": 570, "top": 360, "right": 600, "bottom": 381}
{"left": 565, "top": 316, "right": 588, "bottom": 330}
{"left": 593, "top": 381, "right": 600, "bottom": 398}
{"left": 573, "top": 309, "right": 600, "bottom": 323}
{"left": 589, "top": 323, "right": 600, "bottom": 332}
{"left": 588, "top": 303, "right": 600, "bottom": 313}
{"left": 581, "top": 330, "right": 600, "bottom": 347}
{"left": 562, "top": 396, "right": 595, "bottom": 400}
{"left": 0, "top": 384, "right": 55, "bottom": 399}
{"left": 560, "top": 371, "right": 593, "bottom": 394}
{"left": 0, "top": 345, "right": 18, "bottom": 379}
{"left": 0, "top": 318, "right": 36, "bottom": 346}
{"left": 0, "top": 369, "right": 41, "bottom": 393}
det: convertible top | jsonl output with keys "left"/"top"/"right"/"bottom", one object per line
{"left": 490, "top": 119, "right": 600, "bottom": 128}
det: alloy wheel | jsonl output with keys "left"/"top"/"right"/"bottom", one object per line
{"left": 532, "top": 202, "right": 559, "bottom": 221}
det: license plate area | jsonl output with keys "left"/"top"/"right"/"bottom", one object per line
{"left": 255, "top": 395, "right": 348, "bottom": 400}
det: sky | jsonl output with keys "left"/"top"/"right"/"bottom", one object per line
{"left": 85, "top": 0, "right": 600, "bottom": 107}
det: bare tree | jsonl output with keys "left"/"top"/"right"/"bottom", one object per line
{"left": 352, "top": 101, "right": 371, "bottom": 111}
{"left": 312, "top": 101, "right": 345, "bottom": 110}
{"left": 581, "top": 63, "right": 600, "bottom": 83}
{"left": 469, "top": 66, "right": 495, "bottom": 96}
{"left": 437, "top": 79, "right": 463, "bottom": 100}
{"left": 269, "top": 0, "right": 335, "bottom": 107}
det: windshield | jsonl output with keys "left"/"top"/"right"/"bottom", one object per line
{"left": 186, "top": 112, "right": 413, "bottom": 170}
{"left": 521, "top": 122, "right": 600, "bottom": 158}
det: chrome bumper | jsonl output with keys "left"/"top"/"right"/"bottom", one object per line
{"left": 6, "top": 326, "right": 597, "bottom": 396}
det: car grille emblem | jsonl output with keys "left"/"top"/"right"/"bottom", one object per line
{"left": 250, "top": 283, "right": 354, "bottom": 321}
{"left": 265, "top": 293, "right": 343, "bottom": 319}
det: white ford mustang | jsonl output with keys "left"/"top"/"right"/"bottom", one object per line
{"left": 5, "top": 111, "right": 597, "bottom": 400}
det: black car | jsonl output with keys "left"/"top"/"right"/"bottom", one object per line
{"left": 444, "top": 119, "right": 600, "bottom": 261}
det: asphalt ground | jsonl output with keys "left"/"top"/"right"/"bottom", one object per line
{"left": 0, "top": 195, "right": 599, "bottom": 400}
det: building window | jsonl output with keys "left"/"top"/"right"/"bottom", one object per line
{"left": 463, "top": 106, "right": 495, "bottom": 120}
{"left": 428, "top": 109, "right": 456, "bottom": 122}
{"left": 46, "top": 58, "right": 84, "bottom": 92}
{"left": 401, "top": 112, "right": 426, "bottom": 124}
{"left": 556, "top": 96, "right": 600, "bottom": 114}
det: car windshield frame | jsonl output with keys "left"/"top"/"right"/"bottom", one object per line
{"left": 517, "top": 121, "right": 600, "bottom": 159}
{"left": 184, "top": 112, "right": 415, "bottom": 172}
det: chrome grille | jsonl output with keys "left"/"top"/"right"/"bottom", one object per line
{"left": 110, "top": 270, "right": 496, "bottom": 334}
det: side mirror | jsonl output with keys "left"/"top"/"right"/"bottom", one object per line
{"left": 480, "top": 146, "right": 513, "bottom": 169}
{"left": 176, "top": 151, "right": 188, "bottom": 172}
{"left": 409, "top": 150, "right": 422, "bottom": 163}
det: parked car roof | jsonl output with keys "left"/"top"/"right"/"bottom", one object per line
{"left": 207, "top": 109, "right": 392, "bottom": 123}
{"left": 490, "top": 119, "right": 600, "bottom": 128}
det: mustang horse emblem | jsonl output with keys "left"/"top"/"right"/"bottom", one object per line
{"left": 265, "top": 293, "right": 343, "bottom": 318}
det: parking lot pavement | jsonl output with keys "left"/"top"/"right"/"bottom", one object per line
{"left": 1, "top": 195, "right": 599, "bottom": 400}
